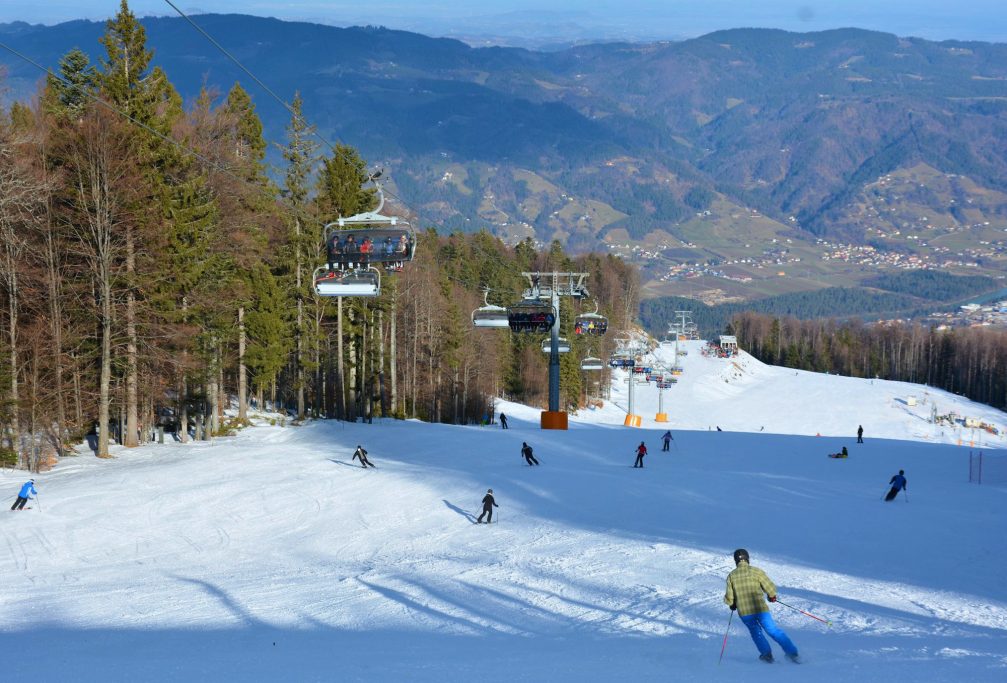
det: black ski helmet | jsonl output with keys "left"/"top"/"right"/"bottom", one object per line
{"left": 899, "top": 469, "right": 904, "bottom": 475}
{"left": 733, "top": 548, "right": 750, "bottom": 565}
{"left": 487, "top": 488, "right": 493, "bottom": 493}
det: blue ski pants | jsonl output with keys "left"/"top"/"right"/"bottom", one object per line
{"left": 739, "top": 611, "right": 798, "bottom": 657}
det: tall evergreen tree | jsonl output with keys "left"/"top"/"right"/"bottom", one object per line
{"left": 245, "top": 263, "right": 292, "bottom": 405}
{"left": 222, "top": 83, "right": 268, "bottom": 183}
{"left": 44, "top": 48, "right": 98, "bottom": 121}
{"left": 99, "top": 1, "right": 152, "bottom": 117}
{"left": 279, "top": 93, "right": 319, "bottom": 419}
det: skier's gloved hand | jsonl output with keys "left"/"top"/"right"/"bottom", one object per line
{"left": 730, "top": 604, "right": 736, "bottom": 611}
{"left": 768, "top": 596, "right": 777, "bottom": 602}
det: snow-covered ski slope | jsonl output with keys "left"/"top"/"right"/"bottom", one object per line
{"left": 3, "top": 341, "right": 1006, "bottom": 682}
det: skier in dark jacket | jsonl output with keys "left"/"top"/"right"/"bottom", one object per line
{"left": 352, "top": 445, "right": 375, "bottom": 468}
{"left": 499, "top": 413, "right": 508, "bottom": 429}
{"left": 725, "top": 548, "right": 799, "bottom": 664}
{"left": 857, "top": 425, "right": 864, "bottom": 443}
{"left": 661, "top": 430, "right": 673, "bottom": 451}
{"left": 633, "top": 441, "right": 647, "bottom": 468}
{"left": 11, "top": 479, "right": 36, "bottom": 511}
{"left": 885, "top": 469, "right": 907, "bottom": 501}
{"left": 477, "top": 489, "right": 498, "bottom": 523}
{"left": 521, "top": 442, "right": 539, "bottom": 466}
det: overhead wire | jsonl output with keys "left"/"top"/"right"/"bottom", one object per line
{"left": 3, "top": 11, "right": 526, "bottom": 292}
{"left": 0, "top": 40, "right": 251, "bottom": 188}
{"left": 161, "top": 0, "right": 448, "bottom": 232}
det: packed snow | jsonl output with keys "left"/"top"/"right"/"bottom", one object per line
{"left": 2, "top": 341, "right": 1006, "bottom": 681}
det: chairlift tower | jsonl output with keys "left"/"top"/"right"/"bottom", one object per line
{"left": 668, "top": 310, "right": 697, "bottom": 340}
{"left": 613, "top": 336, "right": 647, "bottom": 427}
{"left": 520, "top": 272, "right": 590, "bottom": 430}
{"left": 655, "top": 360, "right": 669, "bottom": 423}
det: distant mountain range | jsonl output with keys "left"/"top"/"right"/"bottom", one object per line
{"left": 3, "top": 15, "right": 1006, "bottom": 299}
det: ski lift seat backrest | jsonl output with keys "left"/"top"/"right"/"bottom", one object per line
{"left": 326, "top": 226, "right": 415, "bottom": 265}
{"left": 472, "top": 305, "right": 510, "bottom": 328}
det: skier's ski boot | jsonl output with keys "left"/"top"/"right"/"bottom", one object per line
{"left": 759, "top": 653, "right": 774, "bottom": 664}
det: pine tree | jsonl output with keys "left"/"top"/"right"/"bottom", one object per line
{"left": 279, "top": 93, "right": 319, "bottom": 420}
{"left": 44, "top": 48, "right": 98, "bottom": 121}
{"left": 245, "top": 263, "right": 292, "bottom": 404}
{"left": 315, "top": 144, "right": 376, "bottom": 220}
{"left": 99, "top": 1, "right": 152, "bottom": 117}
{"left": 223, "top": 83, "right": 268, "bottom": 184}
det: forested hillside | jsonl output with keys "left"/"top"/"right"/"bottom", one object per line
{"left": 640, "top": 270, "right": 1004, "bottom": 338}
{"left": 0, "top": 2, "right": 638, "bottom": 471}
{"left": 729, "top": 312, "right": 1007, "bottom": 412}
{"left": 2, "top": 15, "right": 1006, "bottom": 255}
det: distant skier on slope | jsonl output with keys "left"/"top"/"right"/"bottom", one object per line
{"left": 633, "top": 441, "right": 647, "bottom": 468}
{"left": 884, "top": 469, "right": 907, "bottom": 501}
{"left": 661, "top": 430, "right": 673, "bottom": 451}
{"left": 499, "top": 413, "right": 508, "bottom": 429}
{"left": 477, "top": 489, "right": 498, "bottom": 523}
{"left": 724, "top": 548, "right": 800, "bottom": 664}
{"left": 521, "top": 442, "right": 540, "bottom": 466}
{"left": 352, "top": 445, "right": 376, "bottom": 468}
{"left": 11, "top": 479, "right": 36, "bottom": 511}
{"left": 857, "top": 425, "right": 864, "bottom": 443}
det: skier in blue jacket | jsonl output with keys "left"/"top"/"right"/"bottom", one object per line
{"left": 11, "top": 479, "right": 36, "bottom": 510}
{"left": 884, "top": 470, "right": 907, "bottom": 501}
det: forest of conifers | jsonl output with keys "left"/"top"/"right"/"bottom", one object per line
{"left": 729, "top": 312, "right": 1007, "bottom": 412}
{"left": 0, "top": 3, "right": 638, "bottom": 470}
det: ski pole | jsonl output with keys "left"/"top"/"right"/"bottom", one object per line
{"left": 774, "top": 599, "right": 832, "bottom": 627}
{"left": 36, "top": 494, "right": 41, "bottom": 512}
{"left": 718, "top": 610, "right": 734, "bottom": 664}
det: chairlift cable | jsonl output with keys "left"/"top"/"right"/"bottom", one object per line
{"left": 162, "top": 0, "right": 450, "bottom": 235}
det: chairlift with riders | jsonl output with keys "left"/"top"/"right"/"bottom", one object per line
{"left": 313, "top": 172, "right": 416, "bottom": 297}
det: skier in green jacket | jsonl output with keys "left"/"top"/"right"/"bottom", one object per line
{"left": 724, "top": 548, "right": 799, "bottom": 664}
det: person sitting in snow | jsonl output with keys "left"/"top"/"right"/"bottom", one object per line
{"left": 352, "top": 445, "right": 375, "bottom": 468}
{"left": 11, "top": 479, "right": 36, "bottom": 511}
{"left": 828, "top": 446, "right": 849, "bottom": 459}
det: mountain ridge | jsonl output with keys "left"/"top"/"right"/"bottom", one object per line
{"left": 2, "top": 15, "right": 1005, "bottom": 301}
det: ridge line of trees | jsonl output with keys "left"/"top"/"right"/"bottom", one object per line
{"left": 730, "top": 312, "right": 1007, "bottom": 412}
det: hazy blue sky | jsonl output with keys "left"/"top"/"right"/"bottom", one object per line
{"left": 3, "top": 1, "right": 1006, "bottom": 43}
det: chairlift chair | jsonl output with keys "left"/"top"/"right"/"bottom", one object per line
{"left": 540, "top": 338, "right": 571, "bottom": 353}
{"left": 581, "top": 357, "right": 604, "bottom": 371}
{"left": 472, "top": 289, "right": 510, "bottom": 328}
{"left": 315, "top": 173, "right": 415, "bottom": 297}
{"left": 313, "top": 265, "right": 381, "bottom": 297}
{"left": 574, "top": 304, "right": 608, "bottom": 336}
{"left": 507, "top": 300, "right": 557, "bottom": 334}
